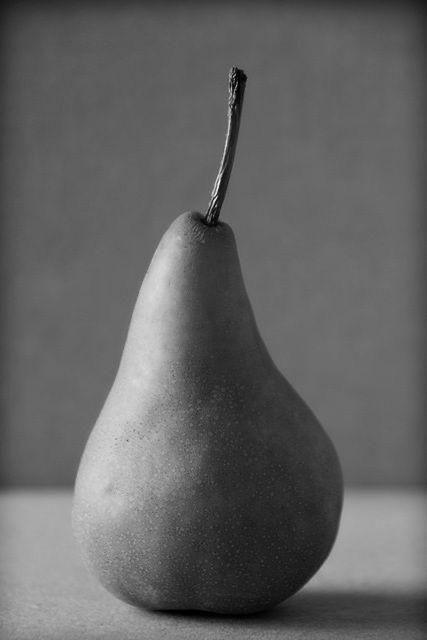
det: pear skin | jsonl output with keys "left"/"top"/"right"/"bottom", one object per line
{"left": 73, "top": 210, "right": 343, "bottom": 614}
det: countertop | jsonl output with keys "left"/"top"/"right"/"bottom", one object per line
{"left": 0, "top": 489, "right": 425, "bottom": 639}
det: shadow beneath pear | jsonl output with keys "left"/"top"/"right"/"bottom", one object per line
{"left": 151, "top": 590, "right": 426, "bottom": 633}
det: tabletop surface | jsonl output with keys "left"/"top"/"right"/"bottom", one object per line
{"left": 0, "top": 488, "right": 426, "bottom": 640}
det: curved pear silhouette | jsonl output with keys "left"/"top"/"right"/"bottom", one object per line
{"left": 73, "top": 68, "right": 343, "bottom": 615}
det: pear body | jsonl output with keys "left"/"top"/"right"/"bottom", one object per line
{"left": 73, "top": 211, "right": 343, "bottom": 615}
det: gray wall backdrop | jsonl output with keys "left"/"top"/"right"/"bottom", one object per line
{"left": 1, "top": 2, "right": 425, "bottom": 486}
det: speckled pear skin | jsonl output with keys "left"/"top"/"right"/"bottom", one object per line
{"left": 72, "top": 211, "right": 343, "bottom": 615}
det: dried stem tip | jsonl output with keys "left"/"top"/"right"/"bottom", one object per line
{"left": 204, "top": 67, "right": 247, "bottom": 226}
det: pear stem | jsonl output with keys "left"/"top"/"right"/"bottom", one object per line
{"left": 204, "top": 67, "right": 247, "bottom": 226}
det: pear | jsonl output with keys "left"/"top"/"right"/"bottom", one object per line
{"left": 73, "top": 68, "right": 343, "bottom": 615}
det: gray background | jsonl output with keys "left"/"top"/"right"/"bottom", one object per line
{"left": 1, "top": 2, "right": 425, "bottom": 486}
